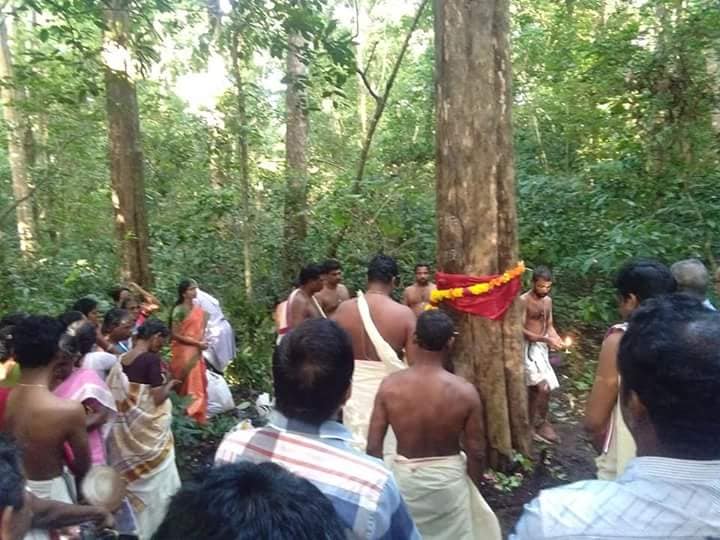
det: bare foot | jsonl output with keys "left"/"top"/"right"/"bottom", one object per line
{"left": 534, "top": 422, "right": 559, "bottom": 444}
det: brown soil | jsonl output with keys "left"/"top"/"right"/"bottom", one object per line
{"left": 483, "top": 334, "right": 601, "bottom": 535}
{"left": 176, "top": 339, "right": 601, "bottom": 536}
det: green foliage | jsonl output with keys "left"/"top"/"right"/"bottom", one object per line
{"left": 1, "top": 0, "right": 719, "bottom": 394}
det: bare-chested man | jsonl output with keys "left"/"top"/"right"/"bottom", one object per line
{"left": 521, "top": 266, "right": 564, "bottom": 444}
{"left": 367, "top": 310, "right": 501, "bottom": 540}
{"left": 332, "top": 255, "right": 415, "bottom": 362}
{"left": 2, "top": 316, "right": 91, "bottom": 513}
{"left": 314, "top": 259, "right": 350, "bottom": 316}
{"left": 283, "top": 263, "right": 325, "bottom": 333}
{"left": 332, "top": 254, "right": 415, "bottom": 451}
{"left": 403, "top": 263, "right": 436, "bottom": 316}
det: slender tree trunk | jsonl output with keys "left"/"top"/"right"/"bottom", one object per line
{"left": 282, "top": 30, "right": 309, "bottom": 282}
{"left": 103, "top": 0, "right": 152, "bottom": 286}
{"left": 0, "top": 19, "right": 37, "bottom": 256}
{"left": 230, "top": 32, "right": 254, "bottom": 299}
{"left": 327, "top": 0, "right": 428, "bottom": 257}
{"left": 355, "top": 1, "right": 368, "bottom": 139}
{"left": 435, "top": 0, "right": 530, "bottom": 465}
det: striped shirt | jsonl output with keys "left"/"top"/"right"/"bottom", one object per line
{"left": 511, "top": 457, "right": 720, "bottom": 539}
{"left": 215, "top": 410, "right": 420, "bottom": 540}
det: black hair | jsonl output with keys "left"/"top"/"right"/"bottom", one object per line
{"left": 298, "top": 264, "right": 324, "bottom": 286}
{"left": 0, "top": 313, "right": 26, "bottom": 361}
{"left": 137, "top": 319, "right": 170, "bottom": 340}
{"left": 367, "top": 254, "right": 399, "bottom": 284}
{"left": 618, "top": 294, "right": 720, "bottom": 459}
{"left": 169, "top": 279, "right": 197, "bottom": 328}
{"left": 13, "top": 315, "right": 65, "bottom": 369}
{"left": 416, "top": 310, "right": 455, "bottom": 351}
{"left": 0, "top": 313, "right": 27, "bottom": 329}
{"left": 322, "top": 259, "right": 342, "bottom": 273}
{"left": 414, "top": 263, "right": 430, "bottom": 272}
{"left": 120, "top": 296, "right": 139, "bottom": 310}
{"left": 152, "top": 462, "right": 346, "bottom": 540}
{"left": 71, "top": 297, "right": 98, "bottom": 317}
{"left": 532, "top": 265, "right": 553, "bottom": 282}
{"left": 0, "top": 434, "right": 25, "bottom": 511}
{"left": 109, "top": 286, "right": 131, "bottom": 303}
{"left": 614, "top": 259, "right": 677, "bottom": 302}
{"left": 58, "top": 310, "right": 85, "bottom": 329}
{"left": 273, "top": 319, "right": 353, "bottom": 424}
{"left": 75, "top": 322, "right": 99, "bottom": 356}
{"left": 102, "top": 308, "right": 130, "bottom": 334}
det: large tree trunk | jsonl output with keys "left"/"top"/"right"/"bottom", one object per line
{"left": 103, "top": 0, "right": 152, "bottom": 286}
{"left": 282, "top": 30, "right": 309, "bottom": 283}
{"left": 435, "top": 0, "right": 531, "bottom": 465}
{"left": 0, "top": 19, "right": 37, "bottom": 256}
{"left": 230, "top": 32, "right": 254, "bottom": 299}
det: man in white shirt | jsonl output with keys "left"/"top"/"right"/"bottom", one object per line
{"left": 512, "top": 293, "right": 720, "bottom": 539}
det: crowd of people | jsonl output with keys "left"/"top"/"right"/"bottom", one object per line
{"left": 0, "top": 280, "right": 236, "bottom": 539}
{"left": 0, "top": 255, "right": 719, "bottom": 539}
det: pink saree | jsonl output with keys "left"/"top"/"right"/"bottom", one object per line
{"left": 54, "top": 368, "right": 116, "bottom": 465}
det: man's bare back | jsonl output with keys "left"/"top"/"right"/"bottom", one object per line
{"left": 4, "top": 387, "right": 89, "bottom": 481}
{"left": 373, "top": 366, "right": 482, "bottom": 458}
{"left": 403, "top": 283, "right": 436, "bottom": 316}
{"left": 332, "top": 294, "right": 415, "bottom": 361}
{"left": 315, "top": 283, "right": 350, "bottom": 316}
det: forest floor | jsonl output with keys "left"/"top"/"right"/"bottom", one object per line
{"left": 175, "top": 334, "right": 601, "bottom": 536}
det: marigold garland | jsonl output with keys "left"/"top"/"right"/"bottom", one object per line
{"left": 426, "top": 261, "right": 526, "bottom": 309}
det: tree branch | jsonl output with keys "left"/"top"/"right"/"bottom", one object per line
{"left": 356, "top": 67, "right": 380, "bottom": 102}
{"left": 0, "top": 187, "right": 36, "bottom": 225}
{"left": 327, "top": 0, "right": 429, "bottom": 257}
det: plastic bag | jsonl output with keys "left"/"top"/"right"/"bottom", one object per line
{"left": 207, "top": 370, "right": 235, "bottom": 417}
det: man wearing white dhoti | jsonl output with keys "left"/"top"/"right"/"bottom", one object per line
{"left": 332, "top": 255, "right": 415, "bottom": 454}
{"left": 367, "top": 310, "right": 501, "bottom": 540}
{"left": 521, "top": 266, "right": 564, "bottom": 444}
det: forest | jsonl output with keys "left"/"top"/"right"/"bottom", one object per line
{"left": 0, "top": 0, "right": 718, "bottom": 459}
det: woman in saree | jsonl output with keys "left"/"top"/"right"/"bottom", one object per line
{"left": 52, "top": 322, "right": 116, "bottom": 467}
{"left": 169, "top": 279, "right": 209, "bottom": 424}
{"left": 107, "top": 319, "right": 181, "bottom": 539}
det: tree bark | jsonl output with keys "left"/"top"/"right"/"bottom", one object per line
{"left": 435, "top": 0, "right": 531, "bottom": 465}
{"left": 103, "top": 0, "right": 152, "bottom": 287}
{"left": 230, "top": 31, "right": 254, "bottom": 299}
{"left": 0, "top": 18, "right": 37, "bottom": 256}
{"left": 282, "top": 30, "right": 309, "bottom": 282}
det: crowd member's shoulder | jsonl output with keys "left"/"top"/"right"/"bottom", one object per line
{"left": 453, "top": 373, "right": 481, "bottom": 402}
{"left": 330, "top": 297, "right": 357, "bottom": 321}
{"left": 214, "top": 423, "right": 263, "bottom": 465}
{"left": 511, "top": 479, "right": 618, "bottom": 539}
{"left": 48, "top": 393, "right": 87, "bottom": 426}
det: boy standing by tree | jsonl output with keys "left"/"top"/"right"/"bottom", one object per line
{"left": 521, "top": 266, "right": 563, "bottom": 444}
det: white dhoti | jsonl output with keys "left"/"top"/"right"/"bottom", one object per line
{"left": 128, "top": 454, "right": 181, "bottom": 540}
{"left": 523, "top": 340, "right": 559, "bottom": 390}
{"left": 391, "top": 454, "right": 501, "bottom": 540}
{"left": 596, "top": 396, "right": 636, "bottom": 480}
{"left": 343, "top": 292, "right": 406, "bottom": 455}
{"left": 344, "top": 360, "right": 397, "bottom": 456}
{"left": 24, "top": 475, "right": 75, "bottom": 540}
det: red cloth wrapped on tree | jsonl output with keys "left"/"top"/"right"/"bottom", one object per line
{"left": 434, "top": 265, "right": 523, "bottom": 320}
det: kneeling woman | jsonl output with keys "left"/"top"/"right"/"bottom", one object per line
{"left": 106, "top": 319, "right": 181, "bottom": 539}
